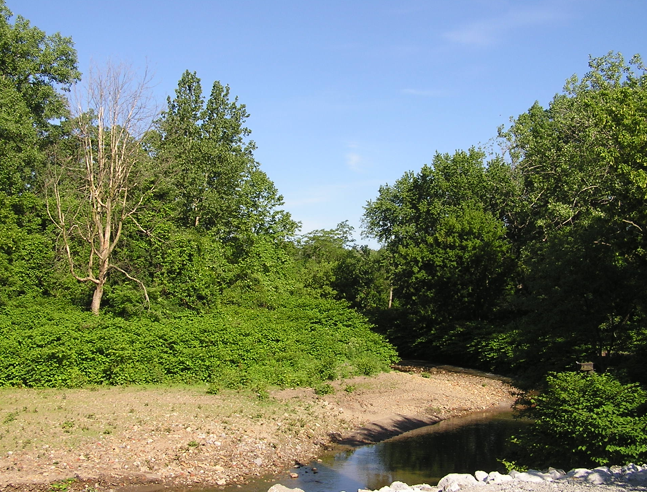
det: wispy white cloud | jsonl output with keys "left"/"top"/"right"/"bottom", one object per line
{"left": 346, "top": 152, "right": 365, "bottom": 172}
{"left": 443, "top": 2, "right": 571, "bottom": 47}
{"left": 343, "top": 142, "right": 372, "bottom": 173}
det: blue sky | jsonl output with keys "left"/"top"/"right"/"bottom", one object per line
{"left": 13, "top": 0, "right": 647, "bottom": 245}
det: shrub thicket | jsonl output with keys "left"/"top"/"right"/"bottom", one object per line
{"left": 0, "top": 297, "right": 397, "bottom": 389}
{"left": 509, "top": 371, "right": 647, "bottom": 469}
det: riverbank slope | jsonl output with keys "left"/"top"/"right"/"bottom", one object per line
{"left": 0, "top": 365, "right": 515, "bottom": 491}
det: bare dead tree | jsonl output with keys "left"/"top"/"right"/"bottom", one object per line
{"left": 47, "top": 62, "right": 156, "bottom": 315}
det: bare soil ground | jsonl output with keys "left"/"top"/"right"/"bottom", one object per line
{"left": 0, "top": 364, "right": 516, "bottom": 491}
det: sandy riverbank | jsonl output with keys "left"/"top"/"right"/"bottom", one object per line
{"left": 0, "top": 364, "right": 516, "bottom": 491}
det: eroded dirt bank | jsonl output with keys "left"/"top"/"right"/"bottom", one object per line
{"left": 0, "top": 366, "right": 515, "bottom": 491}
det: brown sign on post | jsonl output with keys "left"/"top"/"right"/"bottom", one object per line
{"left": 577, "top": 361, "right": 594, "bottom": 373}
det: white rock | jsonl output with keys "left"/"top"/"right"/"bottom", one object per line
{"left": 268, "top": 485, "right": 304, "bottom": 492}
{"left": 437, "top": 473, "right": 481, "bottom": 492}
{"left": 547, "top": 467, "right": 565, "bottom": 480}
{"left": 511, "top": 471, "right": 548, "bottom": 483}
{"left": 486, "top": 471, "right": 513, "bottom": 483}
{"left": 566, "top": 468, "right": 591, "bottom": 479}
{"left": 411, "top": 485, "right": 435, "bottom": 492}
{"left": 390, "top": 482, "right": 412, "bottom": 491}
{"left": 586, "top": 469, "right": 611, "bottom": 485}
{"left": 529, "top": 469, "right": 553, "bottom": 481}
{"left": 474, "top": 471, "right": 488, "bottom": 482}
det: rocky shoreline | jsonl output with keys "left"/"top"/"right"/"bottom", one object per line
{"left": 266, "top": 465, "right": 647, "bottom": 492}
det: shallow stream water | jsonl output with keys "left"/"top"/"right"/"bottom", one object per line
{"left": 167, "top": 408, "right": 529, "bottom": 492}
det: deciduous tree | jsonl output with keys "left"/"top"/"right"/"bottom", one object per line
{"left": 363, "top": 149, "right": 516, "bottom": 359}
{"left": 47, "top": 63, "right": 155, "bottom": 315}
{"left": 0, "top": 0, "right": 79, "bottom": 194}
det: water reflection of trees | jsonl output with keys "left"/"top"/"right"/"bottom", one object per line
{"left": 372, "top": 415, "right": 529, "bottom": 482}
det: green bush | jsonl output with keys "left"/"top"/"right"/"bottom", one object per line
{"left": 508, "top": 371, "right": 647, "bottom": 469}
{"left": 0, "top": 297, "right": 397, "bottom": 389}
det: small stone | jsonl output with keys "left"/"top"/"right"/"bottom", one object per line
{"left": 268, "top": 486, "right": 302, "bottom": 492}
{"left": 289, "top": 472, "right": 299, "bottom": 479}
{"left": 474, "top": 471, "right": 488, "bottom": 482}
{"left": 547, "top": 467, "right": 565, "bottom": 480}
{"left": 626, "top": 469, "right": 647, "bottom": 485}
{"left": 411, "top": 485, "right": 435, "bottom": 492}
{"left": 566, "top": 468, "right": 591, "bottom": 479}
{"left": 511, "top": 471, "right": 547, "bottom": 483}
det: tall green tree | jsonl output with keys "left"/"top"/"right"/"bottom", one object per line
{"left": 138, "top": 71, "right": 298, "bottom": 311}
{"left": 363, "top": 149, "right": 516, "bottom": 360}
{"left": 501, "top": 52, "right": 647, "bottom": 372}
{"left": 0, "top": 1, "right": 79, "bottom": 306}
{"left": 154, "top": 71, "right": 295, "bottom": 239}
{"left": 0, "top": 0, "right": 80, "bottom": 194}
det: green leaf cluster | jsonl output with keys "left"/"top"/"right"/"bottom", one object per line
{"left": 0, "top": 0, "right": 79, "bottom": 194}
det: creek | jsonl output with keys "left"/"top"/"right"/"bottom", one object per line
{"left": 183, "top": 408, "right": 529, "bottom": 492}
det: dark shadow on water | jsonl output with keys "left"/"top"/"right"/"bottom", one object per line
{"left": 334, "top": 414, "right": 442, "bottom": 446}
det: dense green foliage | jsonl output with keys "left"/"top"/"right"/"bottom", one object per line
{"left": 363, "top": 53, "right": 647, "bottom": 384}
{"left": 510, "top": 372, "right": 647, "bottom": 469}
{"left": 363, "top": 149, "right": 517, "bottom": 360}
{"left": 0, "top": 298, "right": 397, "bottom": 388}
{"left": 0, "top": 0, "right": 79, "bottom": 194}
{"left": 360, "top": 52, "right": 647, "bottom": 468}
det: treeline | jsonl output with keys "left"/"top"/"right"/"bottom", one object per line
{"left": 0, "top": 1, "right": 375, "bottom": 317}
{"left": 362, "top": 53, "right": 647, "bottom": 387}
{"left": 3, "top": 0, "right": 647, "bottom": 389}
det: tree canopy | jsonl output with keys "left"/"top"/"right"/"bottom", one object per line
{"left": 0, "top": 0, "right": 79, "bottom": 194}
